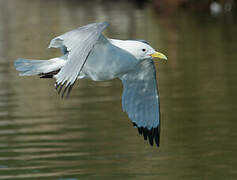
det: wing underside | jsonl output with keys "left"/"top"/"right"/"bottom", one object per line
{"left": 120, "top": 60, "right": 160, "bottom": 147}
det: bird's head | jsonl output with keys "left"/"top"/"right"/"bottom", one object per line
{"left": 123, "top": 40, "right": 168, "bottom": 61}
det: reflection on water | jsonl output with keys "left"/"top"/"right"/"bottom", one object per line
{"left": 0, "top": 0, "right": 237, "bottom": 179}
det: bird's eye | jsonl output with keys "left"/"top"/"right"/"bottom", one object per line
{"left": 142, "top": 49, "right": 146, "bottom": 52}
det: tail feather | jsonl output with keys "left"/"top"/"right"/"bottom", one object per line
{"left": 15, "top": 58, "right": 65, "bottom": 76}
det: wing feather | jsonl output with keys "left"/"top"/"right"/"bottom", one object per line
{"left": 120, "top": 60, "right": 160, "bottom": 147}
{"left": 48, "top": 22, "right": 109, "bottom": 97}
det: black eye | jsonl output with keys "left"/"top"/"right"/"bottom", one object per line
{"left": 142, "top": 49, "right": 146, "bottom": 52}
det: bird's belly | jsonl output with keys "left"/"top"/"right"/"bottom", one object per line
{"left": 80, "top": 39, "right": 138, "bottom": 81}
{"left": 81, "top": 58, "right": 118, "bottom": 81}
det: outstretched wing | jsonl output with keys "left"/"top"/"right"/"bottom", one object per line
{"left": 48, "top": 22, "right": 109, "bottom": 97}
{"left": 120, "top": 59, "right": 160, "bottom": 147}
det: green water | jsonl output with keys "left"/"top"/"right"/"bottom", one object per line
{"left": 0, "top": 0, "right": 237, "bottom": 179}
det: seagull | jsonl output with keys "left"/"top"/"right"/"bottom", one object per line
{"left": 14, "top": 22, "right": 167, "bottom": 147}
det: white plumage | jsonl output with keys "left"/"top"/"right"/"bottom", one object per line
{"left": 15, "top": 22, "right": 167, "bottom": 147}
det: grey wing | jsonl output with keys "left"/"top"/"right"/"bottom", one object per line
{"left": 120, "top": 60, "right": 160, "bottom": 147}
{"left": 48, "top": 22, "right": 109, "bottom": 97}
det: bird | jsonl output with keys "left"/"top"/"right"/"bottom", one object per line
{"left": 14, "top": 22, "right": 167, "bottom": 147}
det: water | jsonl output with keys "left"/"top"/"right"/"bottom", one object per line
{"left": 0, "top": 0, "right": 237, "bottom": 179}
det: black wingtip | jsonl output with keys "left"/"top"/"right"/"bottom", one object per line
{"left": 57, "top": 84, "right": 64, "bottom": 95}
{"left": 138, "top": 127, "right": 143, "bottom": 135}
{"left": 148, "top": 128, "right": 154, "bottom": 146}
{"left": 154, "top": 126, "right": 160, "bottom": 147}
{"left": 132, "top": 122, "right": 160, "bottom": 147}
{"left": 143, "top": 128, "right": 148, "bottom": 140}
{"left": 61, "top": 85, "right": 68, "bottom": 98}
{"left": 55, "top": 81, "right": 75, "bottom": 99}
{"left": 66, "top": 84, "right": 74, "bottom": 98}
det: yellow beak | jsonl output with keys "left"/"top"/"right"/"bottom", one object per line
{"left": 151, "top": 51, "right": 168, "bottom": 60}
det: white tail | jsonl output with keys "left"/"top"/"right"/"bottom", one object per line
{"left": 15, "top": 57, "right": 66, "bottom": 76}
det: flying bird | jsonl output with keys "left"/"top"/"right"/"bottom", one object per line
{"left": 14, "top": 22, "right": 167, "bottom": 147}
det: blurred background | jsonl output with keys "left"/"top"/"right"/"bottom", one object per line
{"left": 0, "top": 0, "right": 237, "bottom": 179}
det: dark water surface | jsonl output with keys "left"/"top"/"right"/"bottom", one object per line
{"left": 0, "top": 0, "right": 237, "bottom": 179}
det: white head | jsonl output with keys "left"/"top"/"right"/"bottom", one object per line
{"left": 111, "top": 39, "right": 168, "bottom": 61}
